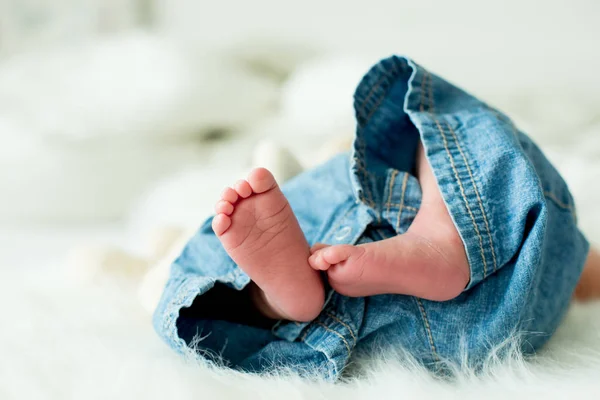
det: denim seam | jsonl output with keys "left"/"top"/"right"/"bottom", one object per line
{"left": 357, "top": 63, "right": 399, "bottom": 123}
{"left": 396, "top": 172, "right": 410, "bottom": 231}
{"left": 419, "top": 68, "right": 429, "bottom": 112}
{"left": 446, "top": 122, "right": 498, "bottom": 273}
{"left": 543, "top": 191, "right": 574, "bottom": 211}
{"left": 544, "top": 191, "right": 576, "bottom": 222}
{"left": 356, "top": 75, "right": 389, "bottom": 122}
{"left": 414, "top": 297, "right": 439, "bottom": 362}
{"left": 433, "top": 116, "right": 488, "bottom": 278}
{"left": 297, "top": 328, "right": 338, "bottom": 380}
{"left": 426, "top": 71, "right": 489, "bottom": 278}
{"left": 363, "top": 81, "right": 396, "bottom": 128}
{"left": 354, "top": 142, "right": 377, "bottom": 209}
{"left": 375, "top": 170, "right": 383, "bottom": 224}
{"left": 315, "top": 321, "right": 352, "bottom": 357}
{"left": 385, "top": 169, "right": 399, "bottom": 218}
{"left": 426, "top": 69, "right": 435, "bottom": 113}
{"left": 355, "top": 63, "right": 401, "bottom": 214}
{"left": 167, "top": 278, "right": 217, "bottom": 353}
{"left": 355, "top": 70, "right": 394, "bottom": 211}
{"left": 326, "top": 311, "right": 357, "bottom": 346}
{"left": 389, "top": 204, "right": 418, "bottom": 212}
{"left": 298, "top": 327, "right": 310, "bottom": 342}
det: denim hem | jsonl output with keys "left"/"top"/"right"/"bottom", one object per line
{"left": 352, "top": 55, "right": 499, "bottom": 290}
{"left": 152, "top": 268, "right": 251, "bottom": 354}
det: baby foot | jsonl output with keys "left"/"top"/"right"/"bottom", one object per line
{"left": 309, "top": 228, "right": 469, "bottom": 301}
{"left": 308, "top": 143, "right": 470, "bottom": 300}
{"left": 212, "top": 168, "right": 324, "bottom": 322}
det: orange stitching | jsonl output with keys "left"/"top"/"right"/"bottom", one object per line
{"left": 396, "top": 173, "right": 409, "bottom": 231}
{"left": 415, "top": 298, "right": 439, "bottom": 362}
{"left": 316, "top": 321, "right": 352, "bottom": 357}
{"left": 356, "top": 62, "right": 404, "bottom": 218}
{"left": 433, "top": 118, "right": 488, "bottom": 278}
{"left": 353, "top": 162, "right": 374, "bottom": 209}
{"left": 354, "top": 157, "right": 376, "bottom": 208}
{"left": 388, "top": 204, "right": 418, "bottom": 212}
{"left": 446, "top": 122, "right": 498, "bottom": 273}
{"left": 427, "top": 77, "right": 488, "bottom": 277}
{"left": 357, "top": 76, "right": 387, "bottom": 121}
{"left": 359, "top": 138, "right": 377, "bottom": 208}
{"left": 326, "top": 312, "right": 357, "bottom": 345}
{"left": 356, "top": 63, "right": 399, "bottom": 121}
{"left": 545, "top": 191, "right": 578, "bottom": 223}
{"left": 543, "top": 191, "right": 573, "bottom": 211}
{"left": 363, "top": 90, "right": 389, "bottom": 128}
{"left": 420, "top": 70, "right": 428, "bottom": 112}
{"left": 427, "top": 70, "right": 435, "bottom": 113}
{"left": 385, "top": 169, "right": 399, "bottom": 219}
{"left": 362, "top": 64, "right": 401, "bottom": 127}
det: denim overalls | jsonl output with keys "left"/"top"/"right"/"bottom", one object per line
{"left": 153, "top": 56, "right": 589, "bottom": 381}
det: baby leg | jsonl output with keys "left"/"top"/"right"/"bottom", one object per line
{"left": 574, "top": 248, "right": 600, "bottom": 302}
{"left": 309, "top": 143, "right": 470, "bottom": 300}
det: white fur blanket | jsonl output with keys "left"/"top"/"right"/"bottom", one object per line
{"left": 3, "top": 235, "right": 600, "bottom": 399}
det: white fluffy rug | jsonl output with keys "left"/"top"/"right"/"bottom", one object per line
{"left": 3, "top": 243, "right": 600, "bottom": 399}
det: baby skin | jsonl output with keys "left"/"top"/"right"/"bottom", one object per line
{"left": 212, "top": 144, "right": 600, "bottom": 322}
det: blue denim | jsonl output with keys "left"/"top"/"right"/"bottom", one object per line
{"left": 153, "top": 56, "right": 589, "bottom": 381}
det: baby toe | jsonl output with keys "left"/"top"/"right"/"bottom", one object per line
{"left": 309, "top": 251, "right": 331, "bottom": 271}
{"left": 234, "top": 180, "right": 253, "bottom": 198}
{"left": 322, "top": 244, "right": 362, "bottom": 265}
{"left": 212, "top": 214, "right": 232, "bottom": 236}
{"left": 215, "top": 200, "right": 234, "bottom": 215}
{"left": 310, "top": 243, "right": 330, "bottom": 254}
{"left": 247, "top": 167, "right": 277, "bottom": 194}
{"left": 221, "top": 187, "right": 239, "bottom": 204}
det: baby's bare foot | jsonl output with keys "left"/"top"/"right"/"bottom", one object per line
{"left": 309, "top": 228, "right": 469, "bottom": 301}
{"left": 212, "top": 168, "right": 324, "bottom": 321}
{"left": 309, "top": 142, "right": 469, "bottom": 300}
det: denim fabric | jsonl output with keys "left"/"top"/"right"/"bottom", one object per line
{"left": 153, "top": 56, "right": 589, "bottom": 381}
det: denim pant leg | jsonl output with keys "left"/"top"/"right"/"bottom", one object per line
{"left": 346, "top": 56, "right": 589, "bottom": 369}
{"left": 153, "top": 55, "right": 589, "bottom": 380}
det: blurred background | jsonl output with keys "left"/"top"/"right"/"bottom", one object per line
{"left": 0, "top": 0, "right": 599, "bottom": 264}
{"left": 2, "top": 2, "right": 600, "bottom": 396}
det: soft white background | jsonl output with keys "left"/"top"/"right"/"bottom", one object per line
{"left": 1, "top": 0, "right": 600, "bottom": 398}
